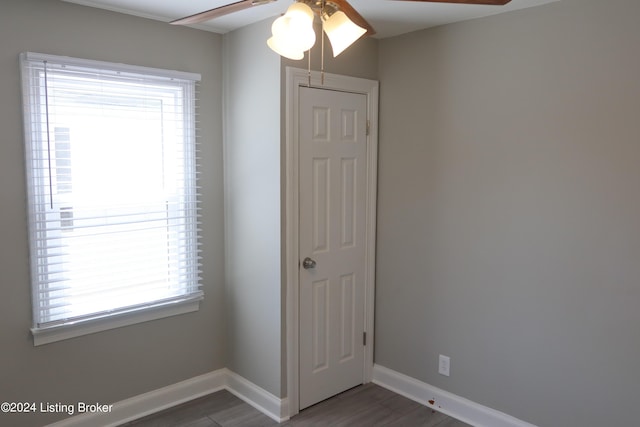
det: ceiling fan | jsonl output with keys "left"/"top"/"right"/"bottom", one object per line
{"left": 170, "top": 0, "right": 512, "bottom": 31}
{"left": 171, "top": 0, "right": 511, "bottom": 61}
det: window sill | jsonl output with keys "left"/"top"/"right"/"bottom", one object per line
{"left": 31, "top": 297, "right": 202, "bottom": 346}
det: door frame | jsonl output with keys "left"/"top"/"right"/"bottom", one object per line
{"left": 285, "top": 67, "right": 379, "bottom": 417}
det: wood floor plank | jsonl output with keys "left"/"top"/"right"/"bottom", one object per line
{"left": 386, "top": 405, "right": 449, "bottom": 427}
{"left": 210, "top": 401, "right": 278, "bottom": 427}
{"left": 433, "top": 418, "right": 474, "bottom": 427}
{"left": 122, "top": 384, "right": 471, "bottom": 427}
{"left": 182, "top": 417, "right": 221, "bottom": 427}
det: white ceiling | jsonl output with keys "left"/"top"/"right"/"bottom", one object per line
{"left": 61, "top": 0, "right": 559, "bottom": 39}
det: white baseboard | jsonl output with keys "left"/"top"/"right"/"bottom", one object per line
{"left": 47, "top": 364, "right": 533, "bottom": 427}
{"left": 46, "top": 369, "right": 288, "bottom": 427}
{"left": 372, "top": 364, "right": 537, "bottom": 427}
{"left": 224, "top": 369, "right": 289, "bottom": 423}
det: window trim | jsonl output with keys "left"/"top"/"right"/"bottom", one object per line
{"left": 32, "top": 298, "right": 202, "bottom": 346}
{"left": 20, "top": 52, "right": 202, "bottom": 345}
{"left": 21, "top": 52, "right": 201, "bottom": 83}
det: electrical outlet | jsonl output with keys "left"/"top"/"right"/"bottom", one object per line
{"left": 439, "top": 354, "right": 450, "bottom": 377}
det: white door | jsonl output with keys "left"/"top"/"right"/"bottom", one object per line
{"left": 298, "top": 86, "right": 368, "bottom": 409}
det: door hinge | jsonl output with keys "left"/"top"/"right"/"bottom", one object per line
{"left": 366, "top": 120, "right": 370, "bottom": 136}
{"left": 363, "top": 332, "right": 367, "bottom": 346}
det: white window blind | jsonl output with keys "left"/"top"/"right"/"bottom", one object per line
{"left": 20, "top": 52, "right": 202, "bottom": 343}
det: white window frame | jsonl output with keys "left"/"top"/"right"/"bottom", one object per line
{"left": 20, "top": 52, "right": 203, "bottom": 346}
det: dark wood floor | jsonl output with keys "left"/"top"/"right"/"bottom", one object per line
{"left": 121, "top": 383, "right": 472, "bottom": 427}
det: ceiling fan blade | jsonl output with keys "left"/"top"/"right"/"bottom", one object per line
{"left": 394, "top": 0, "right": 511, "bottom": 5}
{"left": 171, "top": 0, "right": 258, "bottom": 26}
{"left": 331, "top": 0, "right": 376, "bottom": 36}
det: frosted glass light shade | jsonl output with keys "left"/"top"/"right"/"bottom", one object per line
{"left": 285, "top": 2, "right": 315, "bottom": 24}
{"left": 287, "top": 21, "right": 316, "bottom": 52}
{"left": 323, "top": 11, "right": 366, "bottom": 57}
{"left": 267, "top": 5, "right": 316, "bottom": 60}
{"left": 267, "top": 36, "right": 304, "bottom": 60}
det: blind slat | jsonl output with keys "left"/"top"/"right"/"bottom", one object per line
{"left": 35, "top": 292, "right": 204, "bottom": 330}
{"left": 37, "top": 271, "right": 204, "bottom": 300}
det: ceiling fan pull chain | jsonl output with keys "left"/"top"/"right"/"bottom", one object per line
{"left": 321, "top": 34, "right": 325, "bottom": 86}
{"left": 307, "top": 49, "right": 311, "bottom": 87}
{"left": 321, "top": 0, "right": 325, "bottom": 86}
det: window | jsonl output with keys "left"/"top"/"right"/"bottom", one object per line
{"left": 20, "top": 52, "right": 202, "bottom": 345}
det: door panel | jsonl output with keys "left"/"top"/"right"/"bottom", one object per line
{"left": 299, "top": 86, "right": 368, "bottom": 409}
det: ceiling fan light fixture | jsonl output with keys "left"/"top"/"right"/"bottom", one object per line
{"left": 266, "top": 0, "right": 370, "bottom": 61}
{"left": 322, "top": 10, "right": 366, "bottom": 57}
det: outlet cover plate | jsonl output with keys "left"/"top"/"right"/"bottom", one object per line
{"left": 439, "top": 354, "right": 450, "bottom": 376}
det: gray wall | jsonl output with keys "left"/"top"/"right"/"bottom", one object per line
{"left": 8, "top": 0, "right": 634, "bottom": 425}
{"left": 376, "top": 0, "right": 640, "bottom": 426}
{"left": 222, "top": 19, "right": 283, "bottom": 397}
{"left": 0, "top": 1, "right": 226, "bottom": 426}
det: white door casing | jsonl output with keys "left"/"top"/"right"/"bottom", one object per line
{"left": 285, "top": 67, "right": 379, "bottom": 416}
{"left": 298, "top": 87, "right": 367, "bottom": 409}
